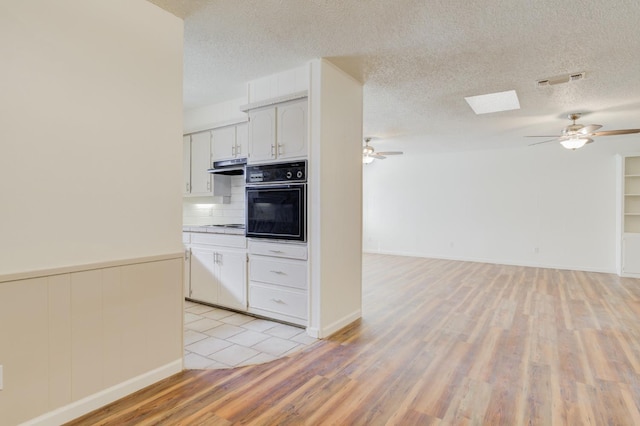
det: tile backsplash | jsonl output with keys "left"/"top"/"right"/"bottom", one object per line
{"left": 183, "top": 176, "right": 245, "bottom": 225}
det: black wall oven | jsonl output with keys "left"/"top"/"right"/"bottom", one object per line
{"left": 245, "top": 161, "right": 307, "bottom": 241}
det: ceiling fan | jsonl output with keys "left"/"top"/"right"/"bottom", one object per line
{"left": 363, "top": 137, "right": 403, "bottom": 164}
{"left": 527, "top": 113, "right": 640, "bottom": 150}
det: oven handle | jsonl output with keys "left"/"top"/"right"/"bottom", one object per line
{"left": 246, "top": 182, "right": 306, "bottom": 188}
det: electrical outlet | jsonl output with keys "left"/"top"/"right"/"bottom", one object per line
{"left": 534, "top": 247, "right": 539, "bottom": 254}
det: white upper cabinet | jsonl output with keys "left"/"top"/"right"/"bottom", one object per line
{"left": 212, "top": 123, "right": 249, "bottom": 161}
{"left": 212, "top": 126, "right": 236, "bottom": 161}
{"left": 235, "top": 122, "right": 248, "bottom": 159}
{"left": 183, "top": 131, "right": 232, "bottom": 199}
{"left": 189, "top": 131, "right": 213, "bottom": 195}
{"left": 248, "top": 107, "right": 277, "bottom": 163}
{"left": 248, "top": 98, "right": 307, "bottom": 164}
{"left": 277, "top": 99, "right": 307, "bottom": 160}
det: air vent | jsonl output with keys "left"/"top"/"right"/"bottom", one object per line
{"left": 536, "top": 72, "right": 585, "bottom": 87}
{"left": 569, "top": 72, "right": 585, "bottom": 82}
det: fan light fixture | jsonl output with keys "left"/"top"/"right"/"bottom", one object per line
{"left": 363, "top": 144, "right": 375, "bottom": 164}
{"left": 362, "top": 137, "right": 403, "bottom": 163}
{"left": 560, "top": 137, "right": 590, "bottom": 150}
{"left": 527, "top": 112, "right": 640, "bottom": 149}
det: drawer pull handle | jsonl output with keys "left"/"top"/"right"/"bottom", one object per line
{"left": 270, "top": 270, "right": 286, "bottom": 275}
{"left": 271, "top": 298, "right": 285, "bottom": 304}
{"left": 269, "top": 250, "right": 284, "bottom": 254}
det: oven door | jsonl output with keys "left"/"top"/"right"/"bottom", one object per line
{"left": 246, "top": 184, "right": 306, "bottom": 241}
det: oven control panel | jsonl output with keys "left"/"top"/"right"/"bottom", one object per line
{"left": 246, "top": 161, "right": 307, "bottom": 184}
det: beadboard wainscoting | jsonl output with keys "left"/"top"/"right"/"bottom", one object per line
{"left": 183, "top": 175, "right": 246, "bottom": 226}
{"left": 0, "top": 255, "right": 183, "bottom": 426}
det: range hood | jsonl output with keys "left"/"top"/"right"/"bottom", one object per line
{"left": 207, "top": 158, "right": 247, "bottom": 175}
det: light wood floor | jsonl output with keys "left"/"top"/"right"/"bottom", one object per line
{"left": 67, "top": 254, "right": 640, "bottom": 425}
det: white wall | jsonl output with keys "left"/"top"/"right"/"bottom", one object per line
{"left": 0, "top": 1, "right": 184, "bottom": 424}
{"left": 363, "top": 137, "right": 640, "bottom": 273}
{"left": 0, "top": 257, "right": 183, "bottom": 426}
{"left": 309, "top": 59, "right": 363, "bottom": 337}
{"left": 0, "top": 0, "right": 183, "bottom": 275}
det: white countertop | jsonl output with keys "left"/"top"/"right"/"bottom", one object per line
{"left": 182, "top": 225, "right": 245, "bottom": 235}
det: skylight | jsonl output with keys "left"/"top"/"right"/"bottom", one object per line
{"left": 464, "top": 90, "right": 520, "bottom": 115}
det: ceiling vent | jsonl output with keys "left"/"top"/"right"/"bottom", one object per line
{"left": 536, "top": 72, "right": 585, "bottom": 87}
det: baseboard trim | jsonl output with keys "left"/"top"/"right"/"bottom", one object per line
{"left": 362, "top": 249, "right": 616, "bottom": 275}
{"left": 306, "top": 326, "right": 320, "bottom": 338}
{"left": 21, "top": 359, "right": 183, "bottom": 426}
{"left": 317, "top": 309, "right": 362, "bottom": 339}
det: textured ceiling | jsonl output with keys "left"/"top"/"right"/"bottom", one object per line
{"left": 147, "top": 0, "right": 640, "bottom": 152}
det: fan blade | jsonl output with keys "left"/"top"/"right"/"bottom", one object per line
{"left": 591, "top": 129, "right": 640, "bottom": 136}
{"left": 372, "top": 154, "right": 386, "bottom": 159}
{"left": 525, "top": 135, "right": 562, "bottom": 138}
{"left": 528, "top": 138, "right": 560, "bottom": 146}
{"left": 377, "top": 151, "right": 403, "bottom": 156}
{"left": 578, "top": 124, "right": 602, "bottom": 134}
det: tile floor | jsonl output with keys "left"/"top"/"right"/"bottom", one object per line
{"left": 184, "top": 300, "right": 318, "bottom": 369}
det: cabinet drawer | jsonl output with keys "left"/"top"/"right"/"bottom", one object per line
{"left": 191, "top": 233, "right": 247, "bottom": 249}
{"left": 249, "top": 257, "right": 307, "bottom": 289}
{"left": 248, "top": 240, "right": 307, "bottom": 260}
{"left": 249, "top": 283, "right": 307, "bottom": 320}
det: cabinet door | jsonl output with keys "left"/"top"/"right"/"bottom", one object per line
{"left": 212, "top": 126, "right": 236, "bottom": 161}
{"left": 183, "top": 248, "right": 191, "bottom": 298}
{"left": 190, "top": 247, "right": 218, "bottom": 304}
{"left": 183, "top": 135, "right": 191, "bottom": 195}
{"left": 190, "top": 132, "right": 212, "bottom": 195}
{"left": 277, "top": 99, "right": 307, "bottom": 160}
{"left": 623, "top": 234, "right": 640, "bottom": 275}
{"left": 248, "top": 107, "right": 276, "bottom": 163}
{"left": 217, "top": 250, "right": 247, "bottom": 310}
{"left": 235, "top": 123, "right": 248, "bottom": 158}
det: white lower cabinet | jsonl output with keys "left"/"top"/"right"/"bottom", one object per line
{"left": 249, "top": 283, "right": 307, "bottom": 321}
{"left": 184, "top": 233, "right": 247, "bottom": 311}
{"left": 249, "top": 257, "right": 307, "bottom": 289}
{"left": 183, "top": 232, "right": 191, "bottom": 298}
{"left": 190, "top": 247, "right": 219, "bottom": 304}
{"left": 217, "top": 250, "right": 248, "bottom": 310}
{"left": 619, "top": 155, "right": 640, "bottom": 277}
{"left": 184, "top": 234, "right": 309, "bottom": 325}
{"left": 248, "top": 240, "right": 308, "bottom": 326}
{"left": 622, "top": 234, "right": 640, "bottom": 275}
